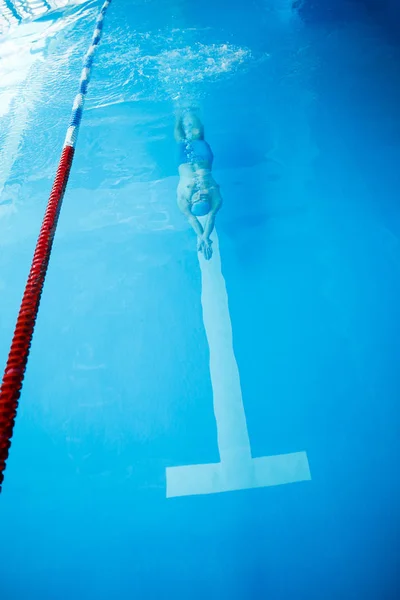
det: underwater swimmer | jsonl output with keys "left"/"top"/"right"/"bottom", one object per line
{"left": 175, "top": 110, "right": 222, "bottom": 260}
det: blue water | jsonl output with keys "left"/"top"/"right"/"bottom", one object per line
{"left": 1, "top": 0, "right": 400, "bottom": 598}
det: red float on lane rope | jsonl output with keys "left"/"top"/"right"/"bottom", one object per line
{"left": 0, "top": 145, "right": 75, "bottom": 492}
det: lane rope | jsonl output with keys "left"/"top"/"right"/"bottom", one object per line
{"left": 0, "top": 0, "right": 112, "bottom": 493}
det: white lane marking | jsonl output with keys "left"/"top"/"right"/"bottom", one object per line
{"left": 166, "top": 230, "right": 311, "bottom": 497}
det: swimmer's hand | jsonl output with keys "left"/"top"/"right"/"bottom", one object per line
{"left": 198, "top": 236, "right": 213, "bottom": 260}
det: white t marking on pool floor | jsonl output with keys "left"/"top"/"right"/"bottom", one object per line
{"left": 166, "top": 230, "right": 311, "bottom": 498}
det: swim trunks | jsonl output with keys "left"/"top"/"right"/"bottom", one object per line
{"left": 177, "top": 139, "right": 214, "bottom": 167}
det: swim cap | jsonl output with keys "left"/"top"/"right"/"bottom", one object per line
{"left": 191, "top": 199, "right": 211, "bottom": 216}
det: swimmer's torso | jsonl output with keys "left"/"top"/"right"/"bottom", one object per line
{"left": 178, "top": 164, "right": 219, "bottom": 202}
{"left": 177, "top": 139, "right": 216, "bottom": 201}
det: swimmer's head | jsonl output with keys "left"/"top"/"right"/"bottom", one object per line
{"left": 191, "top": 190, "right": 211, "bottom": 216}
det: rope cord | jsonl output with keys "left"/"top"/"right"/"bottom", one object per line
{"left": 0, "top": 0, "right": 112, "bottom": 493}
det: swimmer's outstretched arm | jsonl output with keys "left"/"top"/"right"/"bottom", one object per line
{"left": 202, "top": 212, "right": 217, "bottom": 241}
{"left": 194, "top": 189, "right": 222, "bottom": 260}
{"left": 202, "top": 188, "right": 223, "bottom": 241}
{"left": 177, "top": 193, "right": 204, "bottom": 237}
{"left": 188, "top": 214, "right": 204, "bottom": 238}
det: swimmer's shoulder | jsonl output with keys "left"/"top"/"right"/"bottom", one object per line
{"left": 210, "top": 184, "right": 223, "bottom": 210}
{"left": 177, "top": 195, "right": 191, "bottom": 217}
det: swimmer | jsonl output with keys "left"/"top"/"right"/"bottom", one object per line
{"left": 175, "top": 109, "right": 222, "bottom": 260}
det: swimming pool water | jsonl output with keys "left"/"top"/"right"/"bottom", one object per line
{"left": 0, "top": 0, "right": 399, "bottom": 598}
